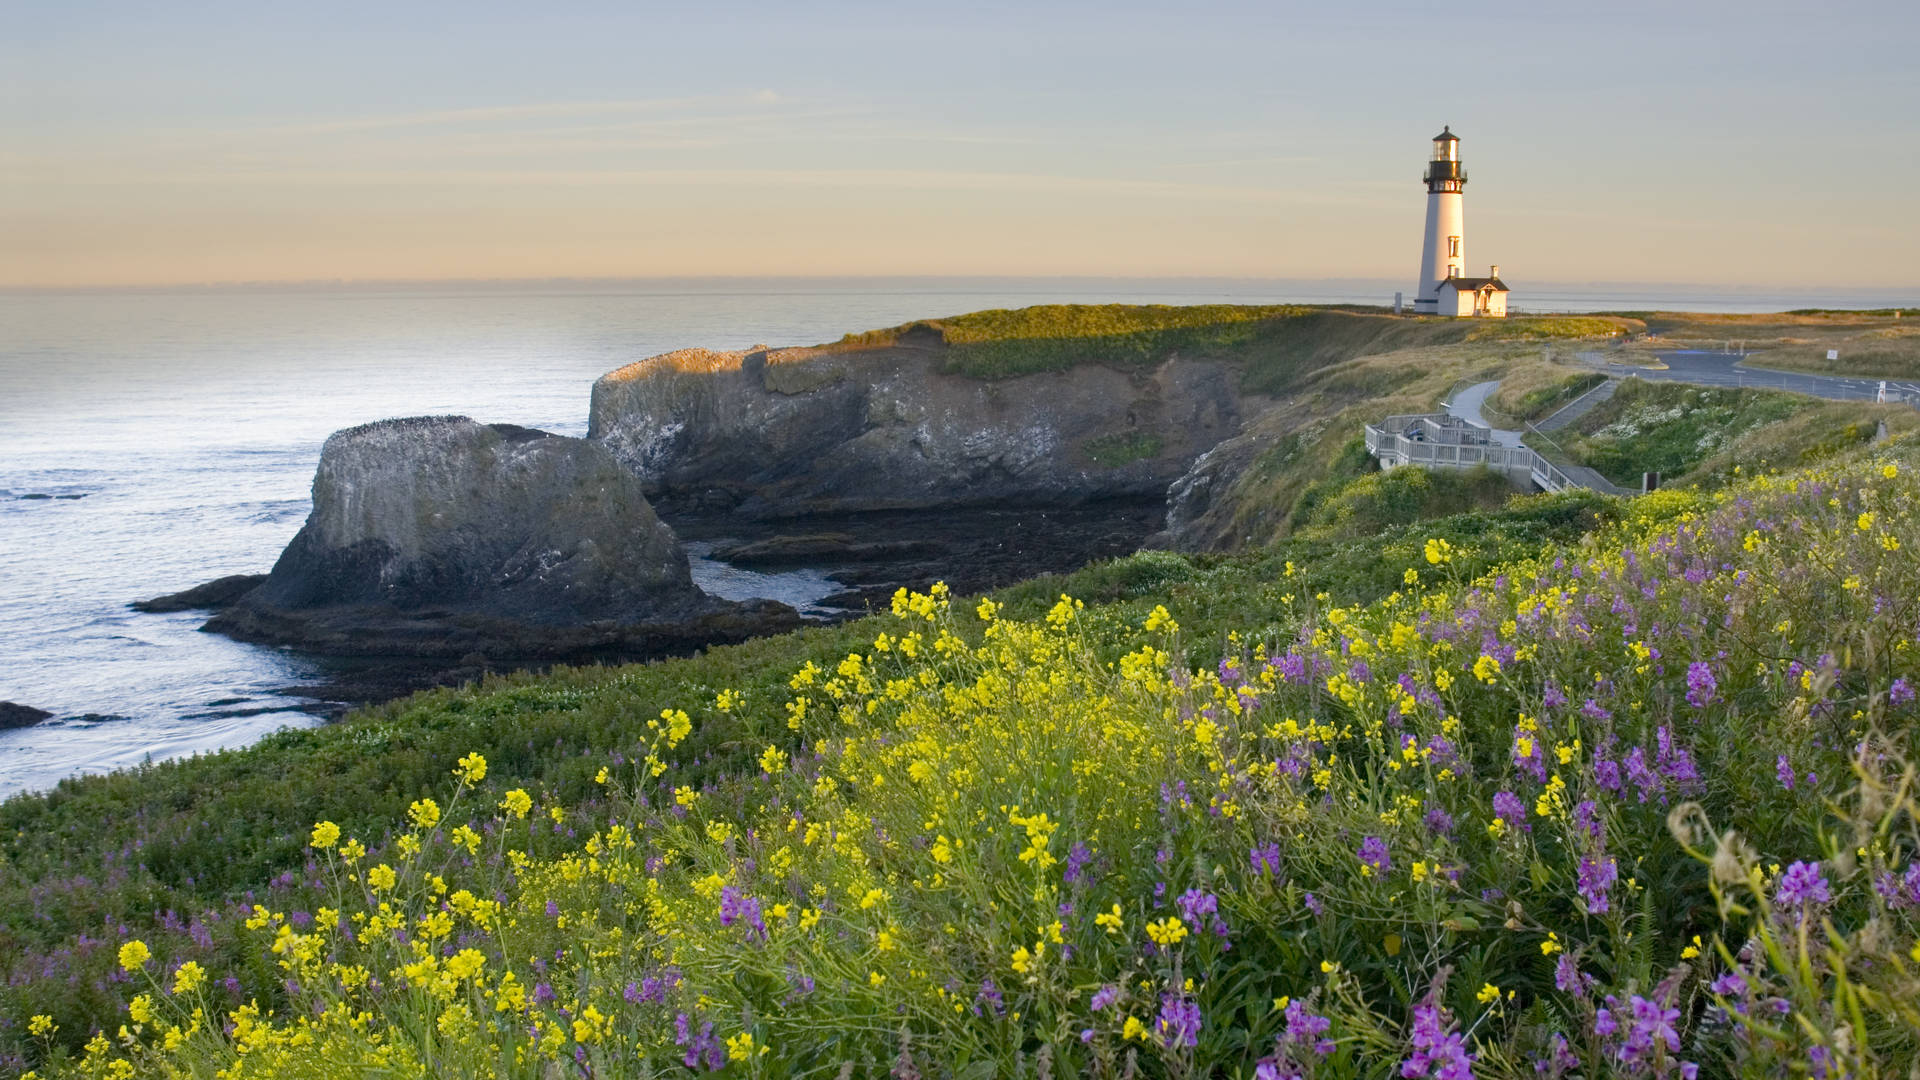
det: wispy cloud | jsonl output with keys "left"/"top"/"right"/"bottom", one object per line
{"left": 272, "top": 95, "right": 774, "bottom": 136}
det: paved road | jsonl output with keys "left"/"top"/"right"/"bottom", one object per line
{"left": 1445, "top": 380, "right": 1525, "bottom": 446}
{"left": 1576, "top": 350, "right": 1920, "bottom": 404}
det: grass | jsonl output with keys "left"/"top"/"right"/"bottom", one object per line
{"left": 1081, "top": 430, "right": 1165, "bottom": 468}
{"left": 1486, "top": 370, "right": 1607, "bottom": 425}
{"left": 1291, "top": 464, "right": 1517, "bottom": 539}
{"left": 829, "top": 304, "right": 1637, "bottom": 386}
{"left": 1608, "top": 310, "right": 1920, "bottom": 379}
{"left": 16, "top": 443, "right": 1920, "bottom": 1076}
{"left": 1554, "top": 379, "right": 1917, "bottom": 488}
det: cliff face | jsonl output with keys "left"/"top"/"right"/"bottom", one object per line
{"left": 588, "top": 345, "right": 1257, "bottom": 517}
{"left": 207, "top": 417, "right": 796, "bottom": 658}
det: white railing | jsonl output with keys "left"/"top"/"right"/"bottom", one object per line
{"left": 1365, "top": 413, "right": 1593, "bottom": 494}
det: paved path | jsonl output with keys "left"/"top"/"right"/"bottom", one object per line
{"left": 1575, "top": 350, "right": 1920, "bottom": 404}
{"left": 1536, "top": 377, "right": 1618, "bottom": 432}
{"left": 1445, "top": 380, "right": 1525, "bottom": 446}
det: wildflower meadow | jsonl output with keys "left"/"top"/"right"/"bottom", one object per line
{"left": 13, "top": 448, "right": 1920, "bottom": 1077}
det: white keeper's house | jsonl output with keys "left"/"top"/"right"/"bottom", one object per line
{"left": 1414, "top": 127, "right": 1508, "bottom": 317}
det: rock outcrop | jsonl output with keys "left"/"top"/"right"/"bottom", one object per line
{"left": 0, "top": 702, "right": 52, "bottom": 730}
{"left": 205, "top": 416, "right": 797, "bottom": 659}
{"left": 589, "top": 346, "right": 1257, "bottom": 518}
{"left": 135, "top": 574, "right": 269, "bottom": 613}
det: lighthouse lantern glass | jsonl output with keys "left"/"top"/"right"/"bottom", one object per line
{"left": 1433, "top": 137, "right": 1457, "bottom": 162}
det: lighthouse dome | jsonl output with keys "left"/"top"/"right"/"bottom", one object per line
{"left": 1432, "top": 126, "right": 1457, "bottom": 142}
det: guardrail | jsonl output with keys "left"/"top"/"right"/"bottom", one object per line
{"left": 1366, "top": 413, "right": 1597, "bottom": 495}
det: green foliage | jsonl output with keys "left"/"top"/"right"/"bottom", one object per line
{"left": 1293, "top": 465, "right": 1516, "bottom": 540}
{"left": 1559, "top": 380, "right": 1804, "bottom": 484}
{"left": 1081, "top": 430, "right": 1165, "bottom": 467}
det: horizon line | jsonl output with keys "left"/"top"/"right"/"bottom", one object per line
{"left": 4, "top": 273, "right": 1917, "bottom": 298}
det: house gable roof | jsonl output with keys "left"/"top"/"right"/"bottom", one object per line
{"left": 1440, "top": 276, "right": 1508, "bottom": 292}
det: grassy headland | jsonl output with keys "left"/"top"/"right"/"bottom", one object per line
{"left": 835, "top": 304, "right": 1633, "bottom": 385}
{"left": 7, "top": 303, "right": 1920, "bottom": 1076}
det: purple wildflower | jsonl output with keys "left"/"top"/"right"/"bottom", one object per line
{"left": 1064, "top": 842, "right": 1093, "bottom": 886}
{"left": 1578, "top": 855, "right": 1619, "bottom": 914}
{"left": 1615, "top": 995, "right": 1681, "bottom": 1069}
{"left": 1358, "top": 836, "right": 1391, "bottom": 876}
{"left": 1270, "top": 652, "right": 1308, "bottom": 684}
{"left": 1156, "top": 993, "right": 1202, "bottom": 1048}
{"left": 1090, "top": 984, "right": 1120, "bottom": 1012}
{"left": 1425, "top": 806, "right": 1456, "bottom": 837}
{"left": 1303, "top": 892, "right": 1324, "bottom": 917}
{"left": 1251, "top": 842, "right": 1283, "bottom": 877}
{"left": 1891, "top": 677, "right": 1916, "bottom": 706}
{"left": 1684, "top": 662, "right": 1718, "bottom": 708}
{"left": 1282, "top": 1000, "right": 1335, "bottom": 1055}
{"left": 1492, "top": 790, "right": 1527, "bottom": 826}
{"left": 1774, "top": 861, "right": 1831, "bottom": 909}
{"left": 974, "top": 978, "right": 1005, "bottom": 1017}
{"left": 1555, "top": 954, "right": 1589, "bottom": 997}
{"left": 718, "top": 886, "right": 767, "bottom": 941}
{"left": 1777, "top": 755, "right": 1796, "bottom": 790}
{"left": 1400, "top": 1002, "right": 1474, "bottom": 1079}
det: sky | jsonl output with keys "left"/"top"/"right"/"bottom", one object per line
{"left": 4, "top": 0, "right": 1917, "bottom": 289}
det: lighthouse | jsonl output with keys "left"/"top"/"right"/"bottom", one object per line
{"left": 1412, "top": 127, "right": 1508, "bottom": 316}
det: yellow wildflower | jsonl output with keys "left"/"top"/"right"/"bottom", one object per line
{"left": 407, "top": 798, "right": 441, "bottom": 830}
{"left": 172, "top": 960, "right": 206, "bottom": 994}
{"left": 1146, "top": 917, "right": 1187, "bottom": 947}
{"left": 727, "top": 1032, "right": 756, "bottom": 1061}
{"left": 309, "top": 820, "right": 341, "bottom": 850}
{"left": 118, "top": 940, "right": 150, "bottom": 972}
{"left": 454, "top": 751, "right": 487, "bottom": 784}
{"left": 499, "top": 789, "right": 532, "bottom": 819}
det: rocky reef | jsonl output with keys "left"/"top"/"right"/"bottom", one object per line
{"left": 588, "top": 344, "right": 1256, "bottom": 518}
{"left": 0, "top": 702, "right": 52, "bottom": 729}
{"left": 199, "top": 417, "right": 797, "bottom": 660}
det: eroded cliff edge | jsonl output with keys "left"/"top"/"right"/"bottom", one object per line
{"left": 588, "top": 341, "right": 1258, "bottom": 518}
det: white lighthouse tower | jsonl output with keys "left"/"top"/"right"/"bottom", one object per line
{"left": 1412, "top": 126, "right": 1508, "bottom": 317}
{"left": 1414, "top": 126, "right": 1466, "bottom": 313}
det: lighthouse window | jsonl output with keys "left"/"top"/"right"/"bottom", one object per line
{"left": 1447, "top": 236, "right": 1460, "bottom": 257}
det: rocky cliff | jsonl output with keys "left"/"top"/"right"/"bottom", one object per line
{"left": 588, "top": 343, "right": 1258, "bottom": 518}
{"left": 206, "top": 416, "right": 796, "bottom": 658}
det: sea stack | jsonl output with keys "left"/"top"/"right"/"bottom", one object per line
{"left": 206, "top": 416, "right": 795, "bottom": 658}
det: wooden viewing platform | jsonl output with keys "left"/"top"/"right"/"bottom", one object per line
{"left": 1363, "top": 413, "right": 1629, "bottom": 496}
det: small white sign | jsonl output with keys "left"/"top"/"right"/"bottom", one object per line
{"left": 1828, "top": 350, "right": 1840, "bottom": 360}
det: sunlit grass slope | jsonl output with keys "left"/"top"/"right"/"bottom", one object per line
{"left": 16, "top": 443, "right": 1920, "bottom": 1077}
{"left": 834, "top": 305, "right": 1634, "bottom": 384}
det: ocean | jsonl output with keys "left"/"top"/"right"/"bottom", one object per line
{"left": 0, "top": 276, "right": 1911, "bottom": 798}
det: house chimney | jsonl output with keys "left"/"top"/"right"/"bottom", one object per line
{"left": 1490, "top": 264, "right": 1499, "bottom": 279}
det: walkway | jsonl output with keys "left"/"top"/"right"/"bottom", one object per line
{"left": 1444, "top": 380, "right": 1524, "bottom": 446}
{"left": 1576, "top": 350, "right": 1920, "bottom": 404}
{"left": 1535, "top": 377, "right": 1618, "bottom": 433}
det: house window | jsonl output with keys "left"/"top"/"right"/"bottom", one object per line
{"left": 1447, "top": 236, "right": 1460, "bottom": 257}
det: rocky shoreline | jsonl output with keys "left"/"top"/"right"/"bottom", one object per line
{"left": 135, "top": 329, "right": 1270, "bottom": 712}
